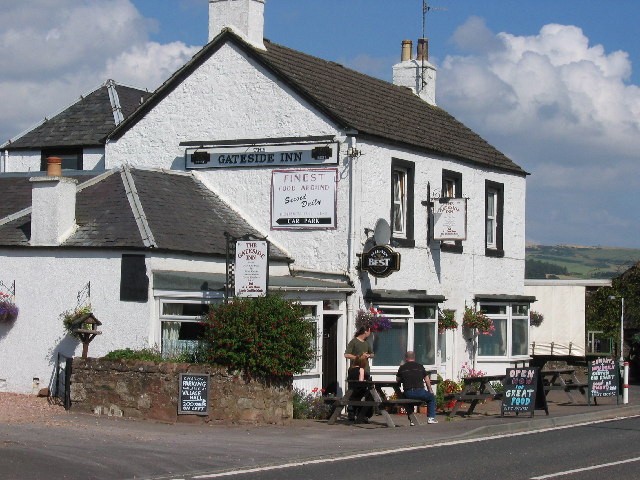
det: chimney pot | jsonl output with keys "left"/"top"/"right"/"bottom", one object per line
{"left": 417, "top": 38, "right": 429, "bottom": 61}
{"left": 401, "top": 40, "right": 413, "bottom": 62}
{"left": 46, "top": 156, "right": 62, "bottom": 177}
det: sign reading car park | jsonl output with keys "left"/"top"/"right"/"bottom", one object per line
{"left": 271, "top": 169, "right": 337, "bottom": 229}
{"left": 186, "top": 142, "right": 338, "bottom": 169}
{"left": 361, "top": 245, "right": 401, "bottom": 278}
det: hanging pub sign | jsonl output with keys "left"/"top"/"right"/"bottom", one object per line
{"left": 361, "top": 245, "right": 401, "bottom": 278}
{"left": 271, "top": 169, "right": 337, "bottom": 229}
{"left": 431, "top": 198, "right": 467, "bottom": 241}
{"left": 185, "top": 142, "right": 338, "bottom": 169}
{"left": 234, "top": 240, "right": 268, "bottom": 297}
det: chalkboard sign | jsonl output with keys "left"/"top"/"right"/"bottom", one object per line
{"left": 178, "top": 373, "right": 210, "bottom": 415}
{"left": 588, "top": 358, "right": 619, "bottom": 405}
{"left": 501, "top": 367, "right": 548, "bottom": 417}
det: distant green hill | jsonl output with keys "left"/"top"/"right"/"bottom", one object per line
{"left": 525, "top": 245, "right": 640, "bottom": 279}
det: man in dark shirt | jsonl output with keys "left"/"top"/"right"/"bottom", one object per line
{"left": 396, "top": 351, "right": 438, "bottom": 425}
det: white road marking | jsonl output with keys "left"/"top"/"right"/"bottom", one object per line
{"left": 191, "top": 415, "right": 640, "bottom": 479}
{"left": 530, "top": 456, "right": 640, "bottom": 479}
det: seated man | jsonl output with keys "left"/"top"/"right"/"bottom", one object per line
{"left": 396, "top": 351, "right": 438, "bottom": 425}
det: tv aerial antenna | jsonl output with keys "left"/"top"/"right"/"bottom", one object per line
{"left": 420, "top": 1, "right": 446, "bottom": 89}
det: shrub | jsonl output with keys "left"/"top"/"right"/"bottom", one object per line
{"left": 102, "top": 347, "right": 198, "bottom": 363}
{"left": 292, "top": 387, "right": 331, "bottom": 419}
{"left": 199, "top": 294, "right": 314, "bottom": 377}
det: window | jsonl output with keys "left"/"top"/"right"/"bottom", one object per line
{"left": 477, "top": 303, "right": 529, "bottom": 358}
{"left": 391, "top": 159, "right": 414, "bottom": 247}
{"left": 441, "top": 170, "right": 463, "bottom": 253}
{"left": 40, "top": 147, "right": 83, "bottom": 171}
{"left": 485, "top": 180, "right": 504, "bottom": 257}
{"left": 369, "top": 304, "right": 437, "bottom": 369}
{"left": 301, "top": 303, "right": 321, "bottom": 373}
{"left": 160, "top": 299, "right": 222, "bottom": 358}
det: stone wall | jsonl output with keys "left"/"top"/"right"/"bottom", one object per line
{"left": 70, "top": 358, "right": 293, "bottom": 425}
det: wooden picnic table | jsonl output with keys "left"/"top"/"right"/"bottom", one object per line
{"left": 447, "top": 374, "right": 505, "bottom": 417}
{"left": 541, "top": 368, "right": 588, "bottom": 403}
{"left": 326, "top": 376, "right": 438, "bottom": 427}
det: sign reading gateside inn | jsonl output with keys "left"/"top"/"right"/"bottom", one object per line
{"left": 234, "top": 240, "right": 268, "bottom": 297}
{"left": 432, "top": 198, "right": 467, "bottom": 241}
{"left": 186, "top": 142, "right": 338, "bottom": 169}
{"left": 271, "top": 169, "right": 337, "bottom": 229}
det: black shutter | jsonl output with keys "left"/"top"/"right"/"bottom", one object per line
{"left": 120, "top": 254, "right": 149, "bottom": 302}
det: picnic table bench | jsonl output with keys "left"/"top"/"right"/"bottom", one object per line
{"left": 326, "top": 377, "right": 437, "bottom": 427}
{"left": 447, "top": 374, "right": 505, "bottom": 417}
{"left": 541, "top": 368, "right": 588, "bottom": 403}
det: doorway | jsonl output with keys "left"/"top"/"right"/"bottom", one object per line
{"left": 322, "top": 315, "right": 339, "bottom": 395}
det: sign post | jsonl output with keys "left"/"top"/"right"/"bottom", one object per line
{"left": 588, "top": 357, "right": 620, "bottom": 406}
{"left": 225, "top": 233, "right": 270, "bottom": 301}
{"left": 501, "top": 367, "right": 548, "bottom": 417}
{"left": 178, "top": 373, "right": 210, "bottom": 416}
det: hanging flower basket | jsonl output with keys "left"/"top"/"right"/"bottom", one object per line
{"left": 62, "top": 305, "right": 93, "bottom": 339}
{"left": 355, "top": 307, "right": 392, "bottom": 332}
{"left": 438, "top": 309, "right": 458, "bottom": 333}
{"left": 530, "top": 311, "right": 544, "bottom": 327}
{"left": 0, "top": 295, "right": 18, "bottom": 324}
{"left": 462, "top": 307, "right": 494, "bottom": 335}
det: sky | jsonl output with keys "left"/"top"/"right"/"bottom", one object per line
{"left": 1, "top": 0, "right": 639, "bottom": 248}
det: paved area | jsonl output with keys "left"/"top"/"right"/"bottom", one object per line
{"left": 2, "top": 387, "right": 639, "bottom": 479}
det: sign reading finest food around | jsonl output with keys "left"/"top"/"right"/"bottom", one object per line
{"left": 501, "top": 367, "right": 547, "bottom": 417}
{"left": 178, "top": 373, "right": 210, "bottom": 415}
{"left": 185, "top": 142, "right": 338, "bottom": 169}
{"left": 588, "top": 357, "right": 619, "bottom": 404}
{"left": 432, "top": 198, "right": 467, "bottom": 241}
{"left": 271, "top": 169, "right": 338, "bottom": 229}
{"left": 234, "top": 240, "right": 268, "bottom": 297}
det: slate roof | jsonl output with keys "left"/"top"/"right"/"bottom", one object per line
{"left": 3, "top": 82, "right": 151, "bottom": 150}
{"left": 108, "top": 31, "right": 527, "bottom": 175}
{"left": 0, "top": 168, "right": 289, "bottom": 260}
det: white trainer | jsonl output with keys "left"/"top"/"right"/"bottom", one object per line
{"left": 427, "top": 417, "right": 438, "bottom": 424}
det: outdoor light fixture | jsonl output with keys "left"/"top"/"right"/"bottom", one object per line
{"left": 347, "top": 146, "right": 361, "bottom": 158}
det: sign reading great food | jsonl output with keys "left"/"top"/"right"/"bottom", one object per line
{"left": 234, "top": 240, "right": 268, "bottom": 297}
{"left": 186, "top": 142, "right": 338, "bottom": 169}
{"left": 271, "top": 169, "right": 337, "bottom": 229}
{"left": 432, "top": 198, "right": 467, "bottom": 241}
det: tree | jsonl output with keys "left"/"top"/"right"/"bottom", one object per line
{"left": 586, "top": 262, "right": 640, "bottom": 341}
{"left": 199, "top": 294, "right": 315, "bottom": 377}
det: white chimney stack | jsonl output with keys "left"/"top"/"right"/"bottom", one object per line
{"left": 393, "top": 38, "right": 437, "bottom": 106}
{"left": 209, "top": 0, "right": 266, "bottom": 50}
{"left": 29, "top": 157, "right": 77, "bottom": 246}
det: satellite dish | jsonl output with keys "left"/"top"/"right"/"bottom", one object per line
{"left": 373, "top": 218, "right": 391, "bottom": 246}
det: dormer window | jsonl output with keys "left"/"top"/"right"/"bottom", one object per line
{"left": 40, "top": 148, "right": 83, "bottom": 171}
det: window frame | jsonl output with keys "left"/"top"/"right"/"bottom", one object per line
{"left": 485, "top": 180, "right": 504, "bottom": 257}
{"left": 40, "top": 147, "right": 83, "bottom": 171}
{"left": 390, "top": 159, "right": 415, "bottom": 248}
{"left": 368, "top": 303, "right": 438, "bottom": 371}
{"left": 476, "top": 302, "right": 530, "bottom": 359}
{"left": 441, "top": 169, "right": 463, "bottom": 253}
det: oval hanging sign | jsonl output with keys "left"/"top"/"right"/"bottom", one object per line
{"left": 361, "top": 245, "right": 401, "bottom": 278}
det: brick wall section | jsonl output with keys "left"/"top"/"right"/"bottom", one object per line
{"left": 70, "top": 358, "right": 293, "bottom": 425}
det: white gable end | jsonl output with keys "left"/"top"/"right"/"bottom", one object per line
{"left": 106, "top": 42, "right": 339, "bottom": 171}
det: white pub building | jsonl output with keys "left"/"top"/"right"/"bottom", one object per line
{"left": 0, "top": 0, "right": 532, "bottom": 396}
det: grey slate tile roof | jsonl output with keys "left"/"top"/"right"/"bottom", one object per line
{"left": 108, "top": 31, "right": 526, "bottom": 175}
{"left": 4, "top": 83, "right": 151, "bottom": 150}
{"left": 0, "top": 168, "right": 288, "bottom": 260}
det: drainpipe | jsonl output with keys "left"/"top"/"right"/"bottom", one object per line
{"left": 1, "top": 150, "right": 7, "bottom": 173}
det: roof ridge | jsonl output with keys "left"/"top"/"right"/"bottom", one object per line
{"left": 121, "top": 165, "right": 157, "bottom": 248}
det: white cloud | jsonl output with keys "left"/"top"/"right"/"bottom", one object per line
{"left": 0, "top": 0, "right": 199, "bottom": 143}
{"left": 438, "top": 17, "right": 640, "bottom": 247}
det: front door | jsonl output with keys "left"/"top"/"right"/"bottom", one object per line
{"left": 322, "top": 315, "right": 339, "bottom": 395}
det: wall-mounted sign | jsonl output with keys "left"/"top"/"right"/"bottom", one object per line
{"left": 234, "top": 240, "right": 268, "bottom": 297}
{"left": 432, "top": 198, "right": 467, "bottom": 241}
{"left": 186, "top": 142, "right": 339, "bottom": 169}
{"left": 178, "top": 373, "right": 209, "bottom": 415}
{"left": 271, "top": 169, "right": 337, "bottom": 229}
{"left": 361, "top": 245, "right": 401, "bottom": 278}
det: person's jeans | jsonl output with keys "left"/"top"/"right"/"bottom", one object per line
{"left": 403, "top": 388, "right": 436, "bottom": 418}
